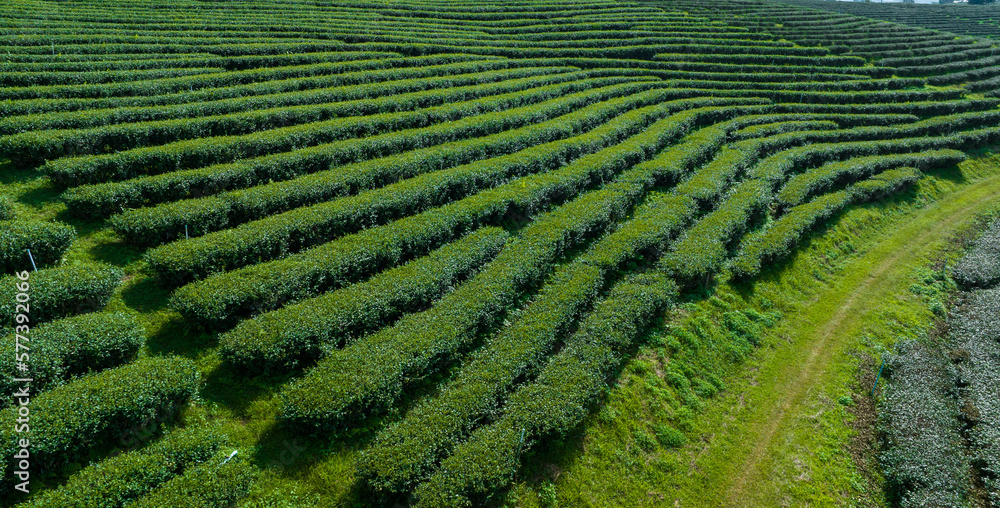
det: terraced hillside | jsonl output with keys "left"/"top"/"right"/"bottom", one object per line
{"left": 1, "top": 0, "right": 999, "bottom": 506}
{"left": 781, "top": 0, "right": 1000, "bottom": 41}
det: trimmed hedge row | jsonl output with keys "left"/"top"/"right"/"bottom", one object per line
{"left": 666, "top": 77, "right": 925, "bottom": 93}
{"left": 2, "top": 66, "right": 586, "bottom": 165}
{"left": 926, "top": 61, "right": 1000, "bottom": 87}
{"left": 167, "top": 98, "right": 765, "bottom": 328}
{"left": 63, "top": 76, "right": 657, "bottom": 219}
{"left": 0, "top": 196, "right": 13, "bottom": 220}
{"left": 0, "top": 312, "right": 144, "bottom": 403}
{"left": 0, "top": 357, "right": 200, "bottom": 495}
{"left": 21, "top": 426, "right": 227, "bottom": 508}
{"left": 145, "top": 94, "right": 760, "bottom": 283}
{"left": 0, "top": 64, "right": 582, "bottom": 136}
{"left": 276, "top": 101, "right": 763, "bottom": 431}
{"left": 731, "top": 119, "right": 839, "bottom": 141}
{"left": 41, "top": 76, "right": 656, "bottom": 186}
{"left": 655, "top": 52, "right": 864, "bottom": 67}
{"left": 748, "top": 128, "right": 1000, "bottom": 184}
{"left": 0, "top": 49, "right": 418, "bottom": 75}
{"left": 107, "top": 80, "right": 680, "bottom": 245}
{"left": 412, "top": 273, "right": 676, "bottom": 507}
{"left": 896, "top": 55, "right": 1000, "bottom": 79}
{"left": 880, "top": 46, "right": 999, "bottom": 68}
{"left": 775, "top": 149, "right": 966, "bottom": 210}
{"left": 0, "top": 55, "right": 515, "bottom": 118}
{"left": 780, "top": 99, "right": 998, "bottom": 118}
{"left": 0, "top": 66, "right": 226, "bottom": 88}
{"left": 0, "top": 263, "right": 122, "bottom": 326}
{"left": 359, "top": 263, "right": 604, "bottom": 493}
{"left": 218, "top": 227, "right": 509, "bottom": 374}
{"left": 660, "top": 180, "right": 771, "bottom": 285}
{"left": 730, "top": 167, "right": 921, "bottom": 279}
{"left": 741, "top": 110, "right": 1000, "bottom": 163}
{"left": 0, "top": 220, "right": 76, "bottom": 273}
{"left": 0, "top": 54, "right": 437, "bottom": 102}
{"left": 129, "top": 450, "right": 259, "bottom": 508}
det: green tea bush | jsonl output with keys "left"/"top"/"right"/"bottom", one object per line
{"left": 0, "top": 312, "right": 144, "bottom": 401}
{"left": 0, "top": 196, "right": 13, "bottom": 220}
{"left": 129, "top": 449, "right": 259, "bottom": 508}
{"left": 0, "top": 357, "right": 200, "bottom": 493}
{"left": 0, "top": 263, "right": 122, "bottom": 325}
{"left": 21, "top": 426, "right": 227, "bottom": 508}
{"left": 0, "top": 220, "right": 75, "bottom": 273}
{"left": 219, "top": 227, "right": 509, "bottom": 373}
{"left": 413, "top": 273, "right": 676, "bottom": 506}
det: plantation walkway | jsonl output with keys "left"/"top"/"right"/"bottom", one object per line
{"left": 707, "top": 170, "right": 1000, "bottom": 506}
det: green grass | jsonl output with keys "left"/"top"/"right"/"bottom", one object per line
{"left": 500, "top": 149, "right": 1000, "bottom": 508}
{"left": 5, "top": 148, "right": 999, "bottom": 507}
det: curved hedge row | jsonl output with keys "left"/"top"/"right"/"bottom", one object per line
{"left": 107, "top": 80, "right": 680, "bottom": 245}
{"left": 167, "top": 99, "right": 763, "bottom": 328}
{"left": 730, "top": 166, "right": 922, "bottom": 279}
{"left": 0, "top": 55, "right": 507, "bottom": 118}
{"left": 64, "top": 77, "right": 659, "bottom": 218}
{"left": 0, "top": 220, "right": 76, "bottom": 273}
{"left": 142, "top": 94, "right": 743, "bottom": 275}
{"left": 0, "top": 66, "right": 226, "bottom": 88}
{"left": 412, "top": 273, "right": 677, "bottom": 507}
{"left": 0, "top": 312, "right": 144, "bottom": 403}
{"left": 0, "top": 356, "right": 200, "bottom": 496}
{"left": 128, "top": 450, "right": 259, "bottom": 508}
{"left": 218, "top": 227, "right": 509, "bottom": 373}
{"left": 20, "top": 426, "right": 227, "bottom": 508}
{"left": 0, "top": 263, "right": 122, "bottom": 326}
{"left": 0, "top": 55, "right": 444, "bottom": 103}
{"left": 774, "top": 149, "right": 966, "bottom": 210}
{"left": 0, "top": 62, "right": 632, "bottom": 135}
{"left": 42, "top": 76, "right": 657, "bottom": 186}
{"left": 1, "top": 66, "right": 586, "bottom": 165}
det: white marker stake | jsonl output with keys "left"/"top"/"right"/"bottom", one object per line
{"left": 220, "top": 450, "right": 238, "bottom": 466}
{"left": 26, "top": 249, "right": 37, "bottom": 272}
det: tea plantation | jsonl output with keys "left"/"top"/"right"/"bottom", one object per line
{"left": 1, "top": 0, "right": 999, "bottom": 506}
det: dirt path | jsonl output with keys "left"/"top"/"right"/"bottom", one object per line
{"left": 723, "top": 174, "right": 1000, "bottom": 506}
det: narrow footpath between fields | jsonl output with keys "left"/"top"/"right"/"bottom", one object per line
{"left": 679, "top": 170, "right": 1000, "bottom": 507}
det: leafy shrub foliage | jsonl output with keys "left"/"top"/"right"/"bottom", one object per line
{"left": 0, "top": 263, "right": 122, "bottom": 325}
{"left": 0, "top": 220, "right": 75, "bottom": 273}
{"left": 0, "top": 312, "right": 144, "bottom": 403}
{"left": 0, "top": 357, "right": 200, "bottom": 494}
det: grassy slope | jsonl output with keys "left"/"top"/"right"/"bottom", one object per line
{"left": 3, "top": 153, "right": 999, "bottom": 506}
{"left": 1, "top": 2, "right": 998, "bottom": 506}
{"left": 507, "top": 150, "right": 1000, "bottom": 508}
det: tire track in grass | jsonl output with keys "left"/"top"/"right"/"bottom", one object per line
{"left": 723, "top": 170, "right": 1000, "bottom": 506}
